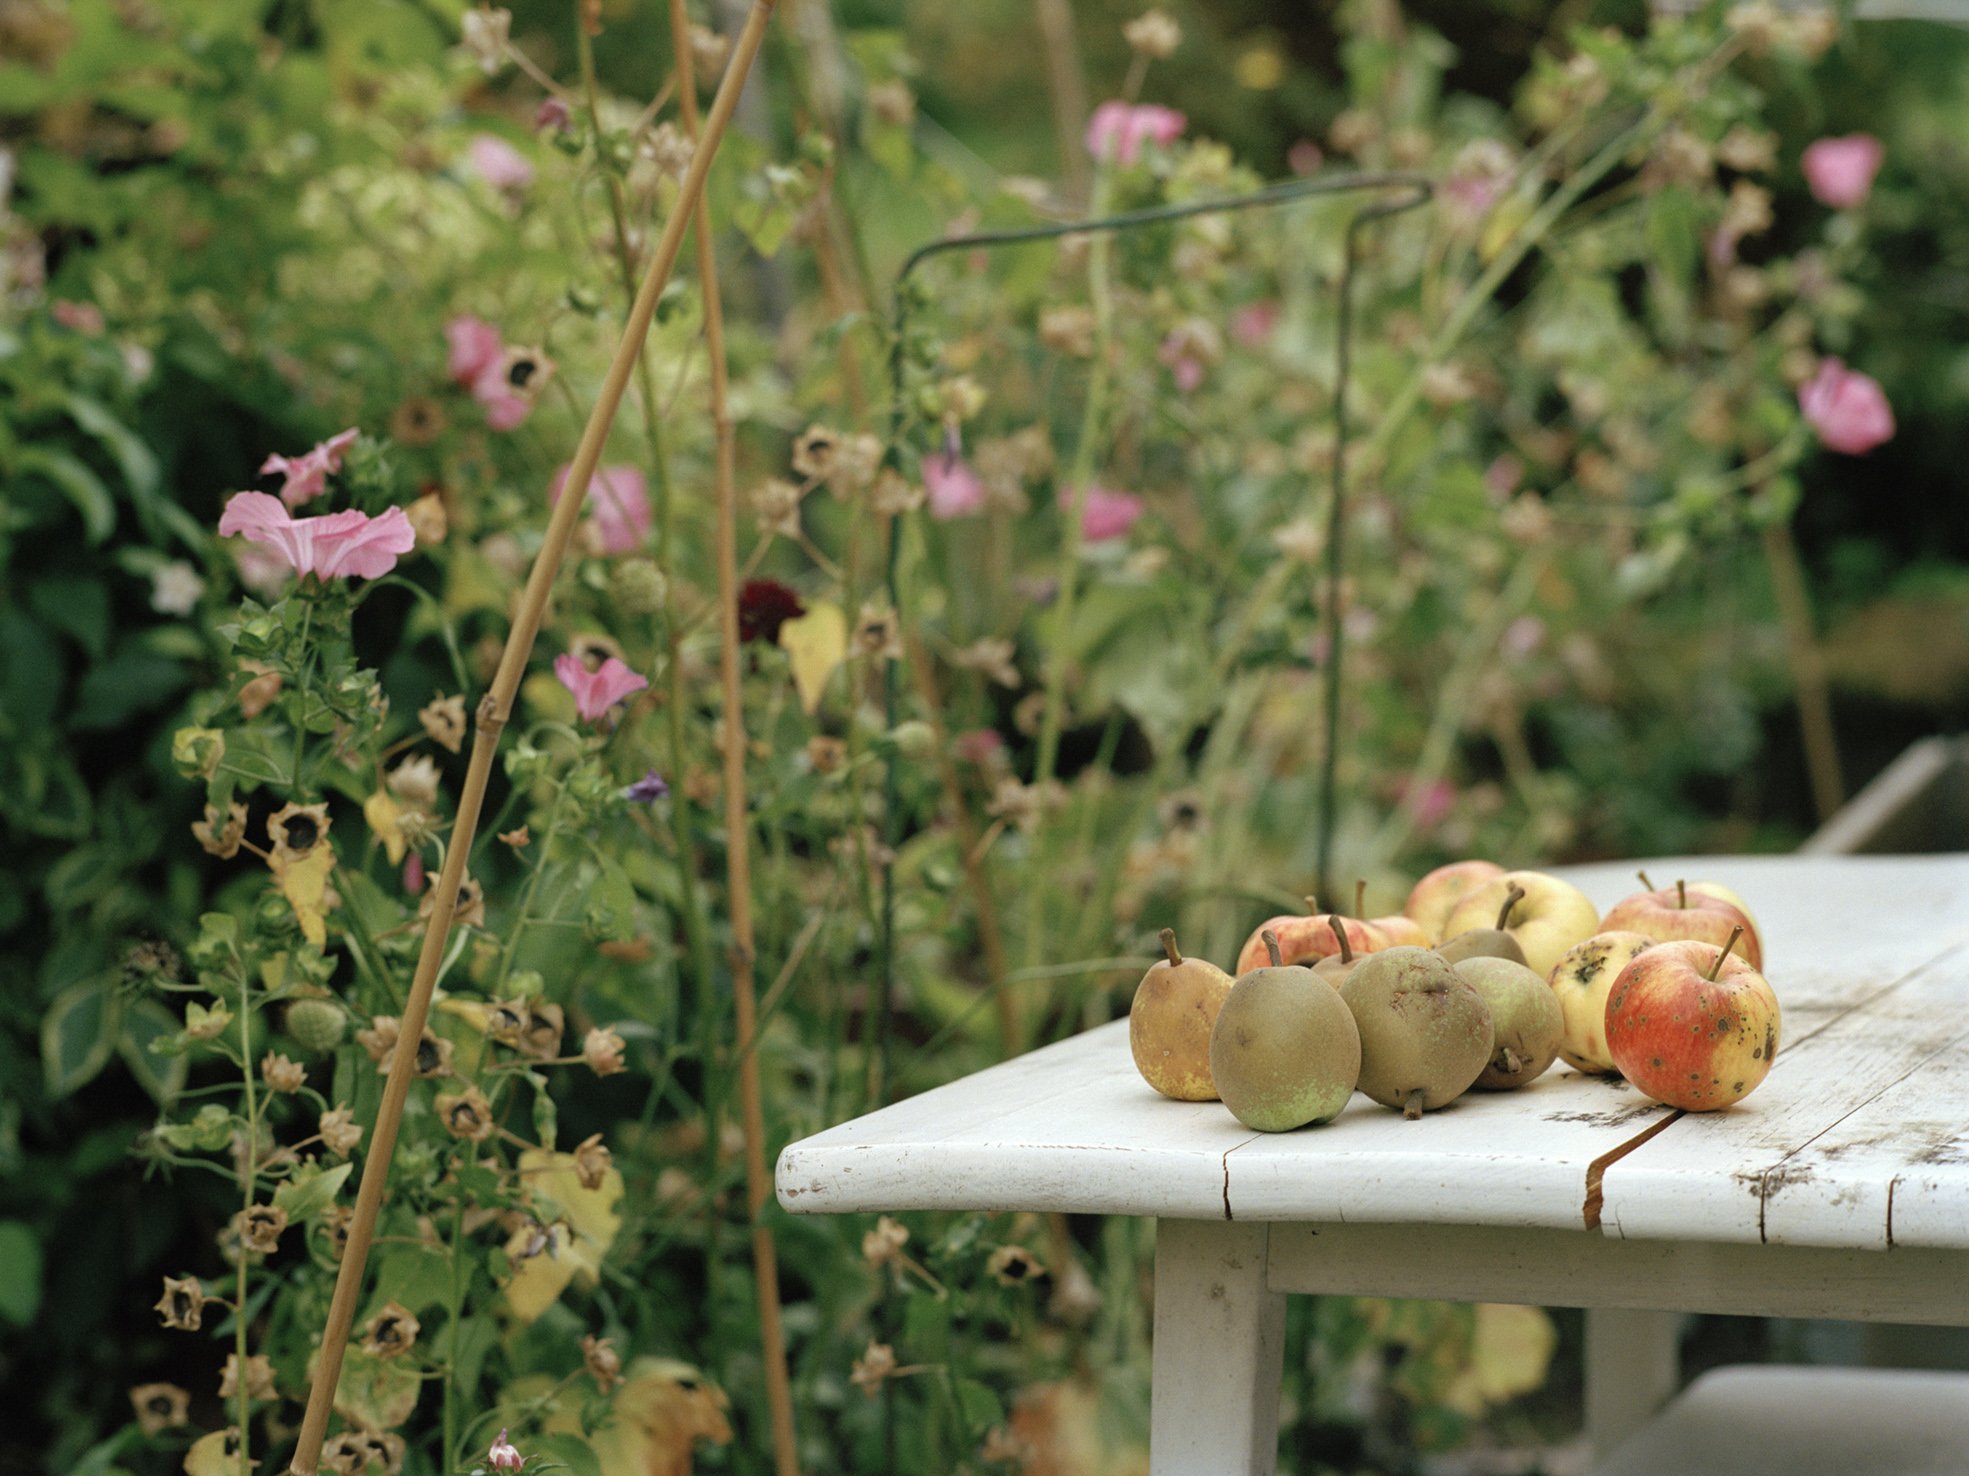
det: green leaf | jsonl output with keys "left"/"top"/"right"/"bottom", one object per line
{"left": 583, "top": 853, "right": 638, "bottom": 941}
{"left": 118, "top": 999, "right": 189, "bottom": 1104}
{"left": 15, "top": 446, "right": 115, "bottom": 543}
{"left": 41, "top": 978, "right": 122, "bottom": 1098}
{"left": 64, "top": 392, "right": 161, "bottom": 510}
{"left": 951, "top": 1378, "right": 1002, "bottom": 1437}
{"left": 528, "top": 1434, "right": 602, "bottom": 1476}
{"left": 0, "top": 1221, "right": 42, "bottom": 1326}
{"left": 26, "top": 576, "right": 110, "bottom": 659}
{"left": 367, "top": 1243, "right": 456, "bottom": 1316}
{"left": 272, "top": 1160, "right": 354, "bottom": 1222}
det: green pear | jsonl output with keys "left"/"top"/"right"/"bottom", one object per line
{"left": 1452, "top": 955, "right": 1564, "bottom": 1089}
{"left": 1340, "top": 946, "right": 1494, "bottom": 1118}
{"left": 1209, "top": 931, "right": 1362, "bottom": 1132}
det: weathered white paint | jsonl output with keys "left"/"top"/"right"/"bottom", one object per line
{"left": 1150, "top": 1220, "right": 1284, "bottom": 1476}
{"left": 1584, "top": 1309, "right": 1681, "bottom": 1455}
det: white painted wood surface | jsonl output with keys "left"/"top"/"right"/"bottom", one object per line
{"left": 1149, "top": 1221, "right": 1284, "bottom": 1476}
{"left": 1584, "top": 1309, "right": 1680, "bottom": 1454}
{"left": 777, "top": 856, "right": 1969, "bottom": 1253}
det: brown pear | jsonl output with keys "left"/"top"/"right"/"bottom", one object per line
{"left": 1209, "top": 931, "right": 1362, "bottom": 1132}
{"left": 1452, "top": 955, "right": 1564, "bottom": 1090}
{"left": 1129, "top": 928, "right": 1236, "bottom": 1100}
{"left": 1435, "top": 884, "right": 1529, "bottom": 967}
{"left": 1339, "top": 947, "right": 1494, "bottom": 1118}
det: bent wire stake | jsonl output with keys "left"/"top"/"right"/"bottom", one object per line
{"left": 872, "top": 171, "right": 1433, "bottom": 1087}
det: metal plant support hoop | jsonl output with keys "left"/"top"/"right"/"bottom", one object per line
{"left": 876, "top": 170, "right": 1434, "bottom": 1087}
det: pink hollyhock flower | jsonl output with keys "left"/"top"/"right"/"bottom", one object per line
{"left": 233, "top": 540, "right": 291, "bottom": 597}
{"left": 924, "top": 452, "right": 987, "bottom": 520}
{"left": 1288, "top": 139, "right": 1324, "bottom": 176}
{"left": 1400, "top": 778, "right": 1457, "bottom": 830}
{"left": 953, "top": 729, "right": 1005, "bottom": 766}
{"left": 1231, "top": 300, "right": 1279, "bottom": 348}
{"left": 219, "top": 492, "right": 416, "bottom": 581}
{"left": 1067, "top": 484, "right": 1145, "bottom": 542}
{"left": 488, "top": 1429, "right": 524, "bottom": 1472}
{"left": 51, "top": 299, "right": 105, "bottom": 334}
{"left": 403, "top": 853, "right": 426, "bottom": 896}
{"left": 446, "top": 315, "right": 503, "bottom": 386}
{"left": 467, "top": 133, "right": 535, "bottom": 192}
{"left": 260, "top": 427, "right": 359, "bottom": 509}
{"left": 469, "top": 347, "right": 552, "bottom": 433}
{"left": 554, "top": 652, "right": 649, "bottom": 723}
{"left": 552, "top": 463, "right": 651, "bottom": 553}
{"left": 1157, "top": 332, "right": 1207, "bottom": 393}
{"left": 1799, "top": 357, "right": 1895, "bottom": 455}
{"left": 1802, "top": 135, "right": 1883, "bottom": 210}
{"left": 1085, "top": 101, "right": 1186, "bottom": 166}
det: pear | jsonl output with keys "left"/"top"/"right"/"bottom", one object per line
{"left": 1435, "top": 884, "right": 1529, "bottom": 967}
{"left": 1209, "top": 931, "right": 1362, "bottom": 1132}
{"left": 1339, "top": 946, "right": 1494, "bottom": 1119}
{"left": 1311, "top": 916, "right": 1364, "bottom": 989}
{"left": 1129, "top": 928, "right": 1236, "bottom": 1100}
{"left": 1452, "top": 955, "right": 1564, "bottom": 1090}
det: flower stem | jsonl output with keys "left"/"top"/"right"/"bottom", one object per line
{"left": 235, "top": 963, "right": 256, "bottom": 1476}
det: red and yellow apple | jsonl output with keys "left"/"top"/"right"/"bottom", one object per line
{"left": 1601, "top": 879, "right": 1762, "bottom": 969}
{"left": 1546, "top": 931, "right": 1654, "bottom": 1074}
{"left": 1235, "top": 898, "right": 1384, "bottom": 974}
{"left": 1403, "top": 860, "right": 1505, "bottom": 944}
{"left": 1604, "top": 936, "right": 1781, "bottom": 1111}
{"left": 1441, "top": 870, "right": 1599, "bottom": 979}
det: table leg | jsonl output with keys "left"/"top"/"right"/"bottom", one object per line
{"left": 1585, "top": 1307, "right": 1680, "bottom": 1459}
{"left": 1150, "top": 1218, "right": 1286, "bottom": 1476}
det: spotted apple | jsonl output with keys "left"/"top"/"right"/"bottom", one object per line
{"left": 1604, "top": 931, "right": 1781, "bottom": 1111}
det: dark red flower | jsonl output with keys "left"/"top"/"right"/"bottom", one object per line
{"left": 738, "top": 579, "right": 805, "bottom": 645}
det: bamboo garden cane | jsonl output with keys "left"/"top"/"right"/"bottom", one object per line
{"left": 287, "top": 3, "right": 782, "bottom": 1471}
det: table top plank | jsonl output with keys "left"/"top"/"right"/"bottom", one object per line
{"left": 776, "top": 856, "right": 1969, "bottom": 1252}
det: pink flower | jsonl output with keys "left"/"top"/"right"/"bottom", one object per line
{"left": 535, "top": 97, "right": 572, "bottom": 133}
{"left": 233, "top": 539, "right": 292, "bottom": 597}
{"left": 488, "top": 1429, "right": 524, "bottom": 1472}
{"left": 1066, "top": 484, "right": 1145, "bottom": 543}
{"left": 467, "top": 133, "right": 535, "bottom": 192}
{"left": 924, "top": 453, "right": 987, "bottom": 520}
{"left": 218, "top": 492, "right": 416, "bottom": 581}
{"left": 552, "top": 464, "right": 651, "bottom": 553}
{"left": 260, "top": 427, "right": 359, "bottom": 509}
{"left": 1157, "top": 332, "right": 1207, "bottom": 393}
{"left": 403, "top": 853, "right": 426, "bottom": 896}
{"left": 1288, "top": 139, "right": 1325, "bottom": 176}
{"left": 1802, "top": 135, "right": 1883, "bottom": 210}
{"left": 554, "top": 652, "right": 649, "bottom": 723}
{"left": 1799, "top": 357, "right": 1895, "bottom": 455}
{"left": 953, "top": 729, "right": 1005, "bottom": 765}
{"left": 1085, "top": 101, "right": 1185, "bottom": 166}
{"left": 468, "top": 347, "right": 552, "bottom": 433}
{"left": 1399, "top": 778, "right": 1456, "bottom": 830}
{"left": 51, "top": 299, "right": 105, "bottom": 334}
{"left": 1231, "top": 301, "right": 1279, "bottom": 348}
{"left": 1503, "top": 615, "right": 1546, "bottom": 656}
{"left": 446, "top": 315, "right": 503, "bottom": 386}
{"left": 478, "top": 383, "right": 532, "bottom": 431}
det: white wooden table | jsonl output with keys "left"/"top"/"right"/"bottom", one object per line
{"left": 775, "top": 856, "right": 1969, "bottom": 1473}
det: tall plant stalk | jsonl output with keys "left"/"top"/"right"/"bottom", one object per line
{"left": 669, "top": 1, "right": 801, "bottom": 1472}
{"left": 285, "top": 7, "right": 782, "bottom": 1469}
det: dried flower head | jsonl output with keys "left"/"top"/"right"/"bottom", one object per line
{"left": 853, "top": 603, "right": 903, "bottom": 662}
{"left": 322, "top": 1429, "right": 405, "bottom": 1476}
{"left": 486, "top": 998, "right": 531, "bottom": 1047}
{"left": 643, "top": 121, "right": 695, "bottom": 180}
{"left": 868, "top": 467, "right": 923, "bottom": 517}
{"left": 861, "top": 1215, "right": 909, "bottom": 1267}
{"left": 790, "top": 423, "right": 842, "bottom": 482}
{"left": 362, "top": 1301, "right": 420, "bottom": 1359}
{"left": 319, "top": 1104, "right": 363, "bottom": 1158}
{"left": 572, "top": 1131, "right": 614, "bottom": 1191}
{"left": 231, "top": 1204, "right": 288, "bottom": 1258}
{"left": 419, "top": 693, "right": 469, "bottom": 753}
{"left": 220, "top": 1352, "right": 276, "bottom": 1402}
{"left": 850, "top": 1340, "right": 898, "bottom": 1399}
{"left": 154, "top": 1275, "right": 206, "bottom": 1331}
{"left": 751, "top": 477, "right": 805, "bottom": 538}
{"left": 418, "top": 874, "right": 485, "bottom": 930}
{"left": 435, "top": 1085, "right": 494, "bottom": 1143}
{"left": 805, "top": 735, "right": 848, "bottom": 775}
{"left": 520, "top": 1001, "right": 565, "bottom": 1059}
{"left": 1038, "top": 305, "right": 1097, "bottom": 357}
{"left": 260, "top": 1052, "right": 307, "bottom": 1094}
{"left": 267, "top": 801, "right": 331, "bottom": 863}
{"left": 1123, "top": 7, "right": 1181, "bottom": 58}
{"left": 987, "top": 1244, "right": 1045, "bottom": 1286}
{"left": 386, "top": 754, "right": 442, "bottom": 810}
{"left": 953, "top": 637, "right": 1020, "bottom": 689}
{"left": 238, "top": 660, "right": 283, "bottom": 718}
{"left": 356, "top": 1015, "right": 399, "bottom": 1065}
{"left": 688, "top": 22, "right": 729, "bottom": 78}
{"left": 582, "top": 1334, "right": 623, "bottom": 1393}
{"left": 583, "top": 1026, "right": 627, "bottom": 1077}
{"left": 193, "top": 801, "right": 249, "bottom": 859}
{"left": 460, "top": 7, "right": 511, "bottom": 73}
{"left": 129, "top": 1382, "right": 190, "bottom": 1436}
{"left": 409, "top": 1029, "right": 455, "bottom": 1080}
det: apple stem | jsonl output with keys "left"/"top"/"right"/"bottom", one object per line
{"left": 1327, "top": 915, "right": 1353, "bottom": 965}
{"left": 1403, "top": 1088, "right": 1425, "bottom": 1121}
{"left": 1262, "top": 929, "right": 1284, "bottom": 969}
{"left": 1677, "top": 879, "right": 1688, "bottom": 910}
{"left": 1303, "top": 894, "right": 1319, "bottom": 916}
{"left": 1159, "top": 928, "right": 1182, "bottom": 967}
{"left": 1706, "top": 926, "right": 1744, "bottom": 981}
{"left": 1495, "top": 883, "right": 1526, "bottom": 932}
{"left": 1637, "top": 869, "right": 1656, "bottom": 891}
{"left": 1354, "top": 879, "right": 1366, "bottom": 918}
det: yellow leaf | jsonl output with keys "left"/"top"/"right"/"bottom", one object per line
{"left": 778, "top": 601, "right": 848, "bottom": 714}
{"left": 271, "top": 846, "right": 334, "bottom": 947}
{"left": 1467, "top": 1302, "right": 1557, "bottom": 1406}
{"left": 364, "top": 790, "right": 406, "bottom": 865}
{"left": 588, "top": 1358, "right": 733, "bottom": 1476}
{"left": 328, "top": 1345, "right": 423, "bottom": 1430}
{"left": 182, "top": 1430, "right": 255, "bottom": 1476}
{"left": 502, "top": 1220, "right": 576, "bottom": 1323}
{"left": 503, "top": 1147, "right": 625, "bottom": 1322}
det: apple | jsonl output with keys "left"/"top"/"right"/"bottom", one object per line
{"left": 1546, "top": 931, "right": 1654, "bottom": 1074}
{"left": 1235, "top": 897, "right": 1385, "bottom": 974}
{"left": 1369, "top": 914, "right": 1432, "bottom": 948}
{"left": 1637, "top": 870, "right": 1763, "bottom": 944}
{"left": 1604, "top": 930, "right": 1780, "bottom": 1111}
{"left": 1403, "top": 860, "right": 1505, "bottom": 944}
{"left": 1440, "top": 870, "right": 1599, "bottom": 979}
{"left": 1601, "top": 878, "right": 1762, "bottom": 969}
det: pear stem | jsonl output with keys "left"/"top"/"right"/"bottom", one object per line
{"left": 1706, "top": 927, "right": 1743, "bottom": 981}
{"left": 1354, "top": 879, "right": 1366, "bottom": 918}
{"left": 1495, "top": 883, "right": 1526, "bottom": 932}
{"left": 1403, "top": 1088, "right": 1425, "bottom": 1121}
{"left": 1159, "top": 928, "right": 1182, "bottom": 967}
{"left": 1326, "top": 916, "right": 1353, "bottom": 965}
{"left": 1303, "top": 895, "right": 1319, "bottom": 915}
{"left": 1262, "top": 929, "right": 1284, "bottom": 969}
{"left": 1677, "top": 879, "right": 1688, "bottom": 910}
{"left": 1637, "top": 869, "right": 1656, "bottom": 891}
{"left": 1498, "top": 1046, "right": 1524, "bottom": 1076}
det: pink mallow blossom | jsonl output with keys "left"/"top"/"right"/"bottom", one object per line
{"left": 218, "top": 492, "right": 416, "bottom": 581}
{"left": 552, "top": 464, "right": 651, "bottom": 553}
{"left": 446, "top": 315, "right": 503, "bottom": 386}
{"left": 924, "top": 453, "right": 987, "bottom": 520}
{"left": 554, "top": 652, "right": 649, "bottom": 723}
{"left": 1802, "top": 135, "right": 1883, "bottom": 211}
{"left": 51, "top": 299, "right": 105, "bottom": 334}
{"left": 260, "top": 427, "right": 359, "bottom": 509}
{"left": 1799, "top": 358, "right": 1895, "bottom": 455}
{"left": 1231, "top": 300, "right": 1279, "bottom": 348}
{"left": 1085, "top": 101, "right": 1185, "bottom": 167}
{"left": 488, "top": 1429, "right": 524, "bottom": 1472}
{"left": 467, "top": 133, "right": 535, "bottom": 192}
{"left": 1066, "top": 484, "right": 1145, "bottom": 543}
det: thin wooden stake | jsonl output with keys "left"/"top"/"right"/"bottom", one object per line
{"left": 286, "top": 5, "right": 781, "bottom": 1471}
{"left": 670, "top": 1, "right": 800, "bottom": 1473}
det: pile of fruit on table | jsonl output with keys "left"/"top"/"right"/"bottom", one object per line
{"left": 1129, "top": 863, "right": 1782, "bottom": 1131}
